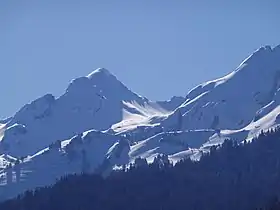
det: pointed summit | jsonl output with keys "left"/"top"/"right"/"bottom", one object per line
{"left": 87, "top": 68, "right": 113, "bottom": 79}
{"left": 66, "top": 68, "right": 121, "bottom": 96}
{"left": 85, "top": 68, "right": 121, "bottom": 89}
{"left": 64, "top": 67, "right": 148, "bottom": 105}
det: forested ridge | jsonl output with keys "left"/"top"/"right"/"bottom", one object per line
{"left": 2, "top": 128, "right": 280, "bottom": 210}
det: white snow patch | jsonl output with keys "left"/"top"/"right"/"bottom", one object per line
{"left": 0, "top": 124, "right": 6, "bottom": 142}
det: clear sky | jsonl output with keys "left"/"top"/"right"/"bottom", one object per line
{"left": 1, "top": 1, "right": 280, "bottom": 118}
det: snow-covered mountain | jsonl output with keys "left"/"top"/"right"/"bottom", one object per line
{"left": 162, "top": 45, "right": 280, "bottom": 131}
{"left": 1, "top": 45, "right": 280, "bottom": 201}
{"left": 0, "top": 68, "right": 181, "bottom": 157}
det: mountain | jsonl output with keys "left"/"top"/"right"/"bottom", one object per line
{"left": 159, "top": 45, "right": 280, "bottom": 145}
{"left": 1, "top": 45, "right": 280, "bottom": 201}
{"left": 0, "top": 68, "right": 181, "bottom": 157}
{"left": 162, "top": 45, "right": 280, "bottom": 131}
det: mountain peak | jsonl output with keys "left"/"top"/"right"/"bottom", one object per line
{"left": 87, "top": 68, "right": 113, "bottom": 79}
{"left": 66, "top": 68, "right": 120, "bottom": 95}
{"left": 232, "top": 44, "right": 280, "bottom": 72}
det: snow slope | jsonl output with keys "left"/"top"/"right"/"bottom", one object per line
{"left": 0, "top": 68, "right": 179, "bottom": 157}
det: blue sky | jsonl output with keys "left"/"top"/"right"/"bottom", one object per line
{"left": 0, "top": 1, "right": 280, "bottom": 118}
